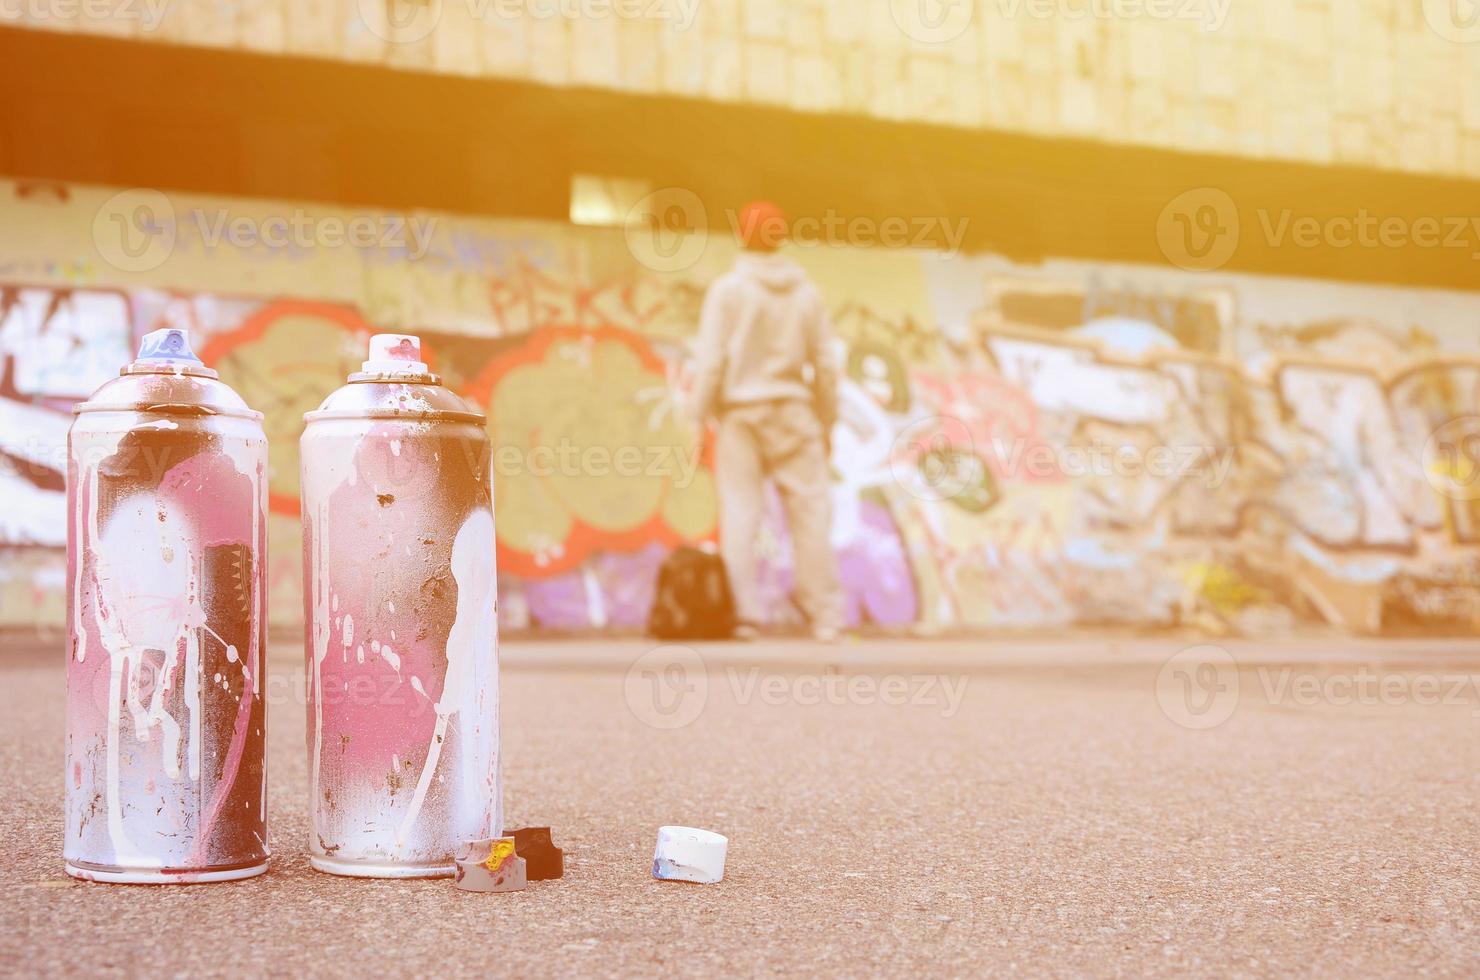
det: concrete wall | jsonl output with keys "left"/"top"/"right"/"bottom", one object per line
{"left": 5, "top": 1, "right": 1480, "bottom": 178}
{"left": 3, "top": 178, "right": 1480, "bottom": 634}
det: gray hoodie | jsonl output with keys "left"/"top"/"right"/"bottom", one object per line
{"left": 691, "top": 254, "right": 839, "bottom": 428}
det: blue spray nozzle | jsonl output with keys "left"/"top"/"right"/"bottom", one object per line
{"left": 136, "top": 328, "right": 203, "bottom": 365}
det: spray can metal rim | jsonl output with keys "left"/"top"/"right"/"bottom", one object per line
{"left": 303, "top": 379, "right": 487, "bottom": 425}
{"left": 73, "top": 398, "right": 265, "bottom": 422}
{"left": 303, "top": 402, "right": 485, "bottom": 424}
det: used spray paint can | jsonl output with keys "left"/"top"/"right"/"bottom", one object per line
{"left": 301, "top": 334, "right": 500, "bottom": 877}
{"left": 65, "top": 328, "right": 269, "bottom": 884}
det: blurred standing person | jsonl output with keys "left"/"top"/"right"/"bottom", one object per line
{"left": 692, "top": 201, "right": 845, "bottom": 642}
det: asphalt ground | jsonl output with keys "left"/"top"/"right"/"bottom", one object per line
{"left": 2, "top": 634, "right": 1478, "bottom": 978}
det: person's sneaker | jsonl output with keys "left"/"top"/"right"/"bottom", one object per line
{"left": 812, "top": 626, "right": 841, "bottom": 644}
{"left": 733, "top": 623, "right": 759, "bottom": 641}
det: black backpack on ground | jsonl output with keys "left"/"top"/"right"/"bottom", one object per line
{"left": 647, "top": 546, "right": 738, "bottom": 640}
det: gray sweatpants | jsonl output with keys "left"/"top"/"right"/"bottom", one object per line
{"left": 715, "top": 400, "right": 844, "bottom": 630}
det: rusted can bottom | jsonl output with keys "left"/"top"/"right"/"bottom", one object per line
{"left": 65, "top": 858, "right": 269, "bottom": 885}
{"left": 310, "top": 855, "right": 454, "bottom": 879}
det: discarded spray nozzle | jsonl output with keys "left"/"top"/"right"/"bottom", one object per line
{"left": 652, "top": 826, "right": 727, "bottom": 884}
{"left": 454, "top": 837, "right": 526, "bottom": 893}
{"left": 510, "top": 826, "right": 565, "bottom": 881}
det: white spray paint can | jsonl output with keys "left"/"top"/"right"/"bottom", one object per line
{"left": 301, "top": 334, "right": 501, "bottom": 877}
{"left": 65, "top": 328, "right": 269, "bottom": 884}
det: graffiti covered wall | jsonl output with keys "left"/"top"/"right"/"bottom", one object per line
{"left": 2, "top": 179, "right": 1479, "bottom": 634}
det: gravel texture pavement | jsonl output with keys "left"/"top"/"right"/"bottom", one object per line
{"left": 3, "top": 635, "right": 1478, "bottom": 978}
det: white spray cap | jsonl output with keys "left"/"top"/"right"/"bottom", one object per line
{"left": 652, "top": 826, "right": 728, "bottom": 884}
{"left": 363, "top": 334, "right": 429, "bottom": 376}
{"left": 135, "top": 328, "right": 203, "bottom": 366}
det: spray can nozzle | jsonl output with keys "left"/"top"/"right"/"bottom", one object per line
{"left": 136, "top": 328, "right": 203, "bottom": 366}
{"left": 362, "top": 334, "right": 430, "bottom": 376}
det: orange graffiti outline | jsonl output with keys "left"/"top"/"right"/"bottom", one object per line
{"left": 465, "top": 325, "right": 707, "bottom": 579}
{"left": 198, "top": 300, "right": 375, "bottom": 516}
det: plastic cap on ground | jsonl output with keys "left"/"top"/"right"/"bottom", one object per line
{"left": 510, "top": 826, "right": 565, "bottom": 881}
{"left": 652, "top": 826, "right": 727, "bottom": 884}
{"left": 453, "top": 837, "right": 527, "bottom": 893}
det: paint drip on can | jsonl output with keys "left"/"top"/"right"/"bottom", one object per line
{"left": 64, "top": 328, "right": 270, "bottom": 884}
{"left": 301, "top": 334, "right": 501, "bottom": 878}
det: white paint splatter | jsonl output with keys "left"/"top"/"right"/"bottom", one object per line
{"left": 309, "top": 501, "right": 330, "bottom": 843}
{"left": 396, "top": 509, "right": 497, "bottom": 850}
{"left": 379, "top": 644, "right": 402, "bottom": 680}
{"left": 92, "top": 495, "right": 204, "bottom": 786}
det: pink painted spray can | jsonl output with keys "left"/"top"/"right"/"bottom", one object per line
{"left": 301, "top": 334, "right": 501, "bottom": 877}
{"left": 65, "top": 328, "right": 269, "bottom": 884}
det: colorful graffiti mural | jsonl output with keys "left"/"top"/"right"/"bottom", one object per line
{"left": 3, "top": 180, "right": 1479, "bottom": 634}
